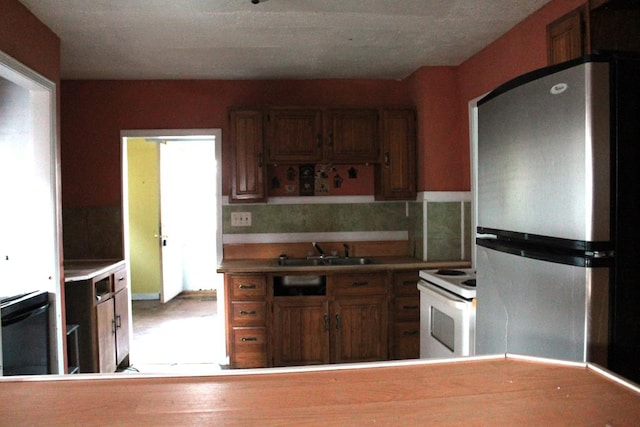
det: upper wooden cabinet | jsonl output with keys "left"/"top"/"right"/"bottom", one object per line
{"left": 267, "top": 108, "right": 323, "bottom": 162}
{"left": 547, "top": 8, "right": 585, "bottom": 65}
{"left": 231, "top": 106, "right": 416, "bottom": 202}
{"left": 325, "top": 109, "right": 379, "bottom": 162}
{"left": 230, "top": 109, "right": 266, "bottom": 203}
{"left": 547, "top": 1, "right": 640, "bottom": 65}
{"left": 267, "top": 108, "right": 379, "bottom": 163}
{"left": 375, "top": 109, "right": 417, "bottom": 201}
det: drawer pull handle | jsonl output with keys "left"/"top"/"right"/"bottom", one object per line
{"left": 403, "top": 330, "right": 419, "bottom": 336}
{"left": 335, "top": 313, "right": 341, "bottom": 330}
{"left": 351, "top": 281, "right": 368, "bottom": 287}
{"left": 239, "top": 284, "right": 257, "bottom": 289}
{"left": 402, "top": 305, "right": 419, "bottom": 310}
{"left": 241, "top": 337, "right": 258, "bottom": 342}
{"left": 240, "top": 310, "right": 257, "bottom": 316}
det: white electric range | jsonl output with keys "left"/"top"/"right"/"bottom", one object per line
{"left": 417, "top": 268, "right": 476, "bottom": 359}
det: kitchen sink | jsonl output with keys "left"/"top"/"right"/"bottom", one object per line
{"left": 276, "top": 257, "right": 375, "bottom": 267}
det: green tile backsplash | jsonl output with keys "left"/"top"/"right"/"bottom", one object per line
{"left": 426, "top": 202, "right": 461, "bottom": 261}
{"left": 223, "top": 196, "right": 472, "bottom": 262}
{"left": 223, "top": 203, "right": 408, "bottom": 234}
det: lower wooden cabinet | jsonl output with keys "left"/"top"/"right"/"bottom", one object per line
{"left": 228, "top": 272, "right": 388, "bottom": 368}
{"left": 332, "top": 295, "right": 388, "bottom": 364}
{"left": 225, "top": 274, "right": 268, "bottom": 368}
{"left": 272, "top": 298, "right": 329, "bottom": 366}
{"left": 230, "top": 327, "right": 268, "bottom": 368}
{"left": 65, "top": 264, "right": 130, "bottom": 373}
{"left": 390, "top": 270, "right": 421, "bottom": 360}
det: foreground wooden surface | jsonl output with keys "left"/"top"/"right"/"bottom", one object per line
{"left": 1, "top": 356, "right": 639, "bottom": 426}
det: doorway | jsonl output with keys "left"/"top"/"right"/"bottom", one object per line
{"left": 121, "top": 129, "right": 226, "bottom": 367}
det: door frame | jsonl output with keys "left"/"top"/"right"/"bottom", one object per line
{"left": 121, "top": 129, "right": 224, "bottom": 361}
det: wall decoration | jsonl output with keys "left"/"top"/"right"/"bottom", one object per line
{"left": 333, "top": 174, "right": 343, "bottom": 188}
{"left": 299, "top": 164, "right": 315, "bottom": 196}
{"left": 315, "top": 164, "right": 331, "bottom": 194}
{"left": 267, "top": 164, "right": 374, "bottom": 197}
{"left": 287, "top": 167, "right": 297, "bottom": 181}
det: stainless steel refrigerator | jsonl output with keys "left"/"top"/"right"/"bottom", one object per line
{"left": 475, "top": 53, "right": 640, "bottom": 384}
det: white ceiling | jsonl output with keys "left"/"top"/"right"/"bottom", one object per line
{"left": 20, "top": 0, "right": 551, "bottom": 80}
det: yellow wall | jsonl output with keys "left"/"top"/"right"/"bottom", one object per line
{"left": 127, "top": 138, "right": 161, "bottom": 295}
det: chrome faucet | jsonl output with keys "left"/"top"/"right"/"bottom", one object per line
{"left": 312, "top": 242, "right": 325, "bottom": 258}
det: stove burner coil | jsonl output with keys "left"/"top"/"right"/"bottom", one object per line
{"left": 462, "top": 279, "right": 476, "bottom": 287}
{"left": 435, "top": 269, "right": 466, "bottom": 276}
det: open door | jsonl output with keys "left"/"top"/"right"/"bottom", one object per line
{"left": 159, "top": 141, "right": 187, "bottom": 303}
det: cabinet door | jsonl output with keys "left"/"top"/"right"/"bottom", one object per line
{"left": 114, "top": 288, "right": 130, "bottom": 367}
{"left": 332, "top": 295, "right": 388, "bottom": 364}
{"left": 273, "top": 299, "right": 330, "bottom": 366}
{"left": 325, "top": 109, "right": 379, "bottom": 162}
{"left": 96, "top": 298, "right": 117, "bottom": 373}
{"left": 546, "top": 8, "right": 585, "bottom": 65}
{"left": 376, "top": 109, "right": 417, "bottom": 200}
{"left": 267, "top": 109, "right": 323, "bottom": 162}
{"left": 230, "top": 110, "right": 266, "bottom": 202}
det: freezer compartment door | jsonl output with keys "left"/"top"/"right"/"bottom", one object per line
{"left": 477, "top": 61, "right": 611, "bottom": 242}
{"left": 475, "top": 245, "right": 609, "bottom": 365}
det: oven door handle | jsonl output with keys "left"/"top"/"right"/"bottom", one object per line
{"left": 418, "top": 281, "right": 470, "bottom": 309}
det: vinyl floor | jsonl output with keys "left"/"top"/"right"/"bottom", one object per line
{"left": 130, "top": 292, "right": 224, "bottom": 374}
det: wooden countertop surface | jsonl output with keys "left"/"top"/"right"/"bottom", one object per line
{"left": 1, "top": 355, "right": 639, "bottom": 425}
{"left": 217, "top": 256, "right": 470, "bottom": 273}
{"left": 63, "top": 259, "right": 125, "bottom": 282}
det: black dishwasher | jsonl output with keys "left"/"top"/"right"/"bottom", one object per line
{"left": 1, "top": 290, "right": 50, "bottom": 376}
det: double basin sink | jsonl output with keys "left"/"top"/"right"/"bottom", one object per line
{"left": 276, "top": 256, "right": 375, "bottom": 267}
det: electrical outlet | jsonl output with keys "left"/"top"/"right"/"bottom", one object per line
{"left": 231, "top": 212, "right": 252, "bottom": 227}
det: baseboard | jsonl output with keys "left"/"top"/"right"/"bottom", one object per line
{"left": 132, "top": 293, "right": 160, "bottom": 301}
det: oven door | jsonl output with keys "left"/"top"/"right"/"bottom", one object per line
{"left": 418, "top": 280, "right": 475, "bottom": 359}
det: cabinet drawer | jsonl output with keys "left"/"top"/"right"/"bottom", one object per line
{"left": 392, "top": 321, "right": 420, "bottom": 360}
{"left": 229, "top": 275, "right": 267, "bottom": 300}
{"left": 113, "top": 267, "right": 128, "bottom": 293}
{"left": 393, "top": 271, "right": 420, "bottom": 296}
{"left": 393, "top": 296, "right": 420, "bottom": 322}
{"left": 332, "top": 273, "right": 386, "bottom": 296}
{"left": 231, "top": 302, "right": 266, "bottom": 326}
{"left": 231, "top": 327, "right": 268, "bottom": 368}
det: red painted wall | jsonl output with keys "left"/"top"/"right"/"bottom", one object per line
{"left": 61, "top": 79, "right": 412, "bottom": 207}
{"left": 407, "top": 0, "right": 586, "bottom": 191}
{"left": 0, "top": 0, "right": 60, "bottom": 83}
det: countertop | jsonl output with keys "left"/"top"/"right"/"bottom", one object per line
{"left": 0, "top": 355, "right": 638, "bottom": 425}
{"left": 217, "top": 256, "right": 470, "bottom": 274}
{"left": 63, "top": 259, "right": 125, "bottom": 282}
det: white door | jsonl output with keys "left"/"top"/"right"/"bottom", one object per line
{"left": 159, "top": 139, "right": 218, "bottom": 303}
{"left": 159, "top": 142, "right": 185, "bottom": 303}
